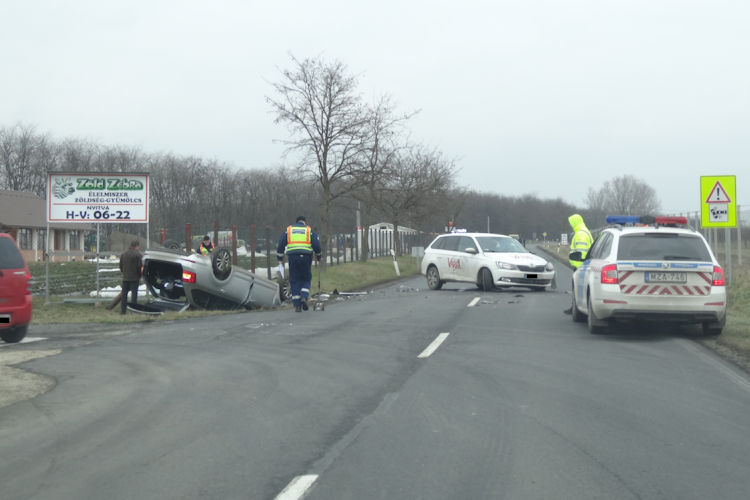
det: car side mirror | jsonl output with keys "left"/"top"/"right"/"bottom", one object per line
{"left": 465, "top": 247, "right": 477, "bottom": 254}
{"left": 569, "top": 251, "right": 585, "bottom": 262}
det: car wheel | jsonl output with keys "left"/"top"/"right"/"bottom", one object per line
{"left": 1, "top": 325, "right": 27, "bottom": 343}
{"left": 587, "top": 294, "right": 607, "bottom": 334}
{"left": 702, "top": 322, "right": 723, "bottom": 336}
{"left": 481, "top": 268, "right": 493, "bottom": 292}
{"left": 427, "top": 266, "right": 443, "bottom": 290}
{"left": 571, "top": 288, "right": 585, "bottom": 323}
{"left": 212, "top": 246, "right": 232, "bottom": 280}
{"left": 279, "top": 278, "right": 292, "bottom": 302}
{"left": 162, "top": 239, "right": 181, "bottom": 250}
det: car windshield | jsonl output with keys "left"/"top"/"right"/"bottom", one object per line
{"left": 617, "top": 234, "right": 712, "bottom": 261}
{"left": 0, "top": 237, "right": 25, "bottom": 270}
{"left": 474, "top": 236, "right": 529, "bottom": 253}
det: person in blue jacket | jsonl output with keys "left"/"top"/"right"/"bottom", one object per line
{"left": 277, "top": 216, "right": 322, "bottom": 312}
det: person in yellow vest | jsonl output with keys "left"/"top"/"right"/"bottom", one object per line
{"left": 568, "top": 214, "right": 593, "bottom": 268}
{"left": 196, "top": 235, "right": 214, "bottom": 255}
{"left": 277, "top": 216, "right": 322, "bottom": 312}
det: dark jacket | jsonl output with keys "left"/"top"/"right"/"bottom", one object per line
{"left": 277, "top": 222, "right": 322, "bottom": 261}
{"left": 120, "top": 248, "right": 143, "bottom": 281}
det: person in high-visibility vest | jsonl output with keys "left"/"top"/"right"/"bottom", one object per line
{"left": 196, "top": 235, "right": 214, "bottom": 255}
{"left": 568, "top": 214, "right": 593, "bottom": 268}
{"left": 277, "top": 216, "right": 322, "bottom": 312}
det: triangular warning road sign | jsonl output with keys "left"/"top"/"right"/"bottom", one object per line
{"left": 705, "top": 181, "right": 732, "bottom": 204}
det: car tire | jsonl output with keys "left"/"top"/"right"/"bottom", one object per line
{"left": 212, "top": 246, "right": 232, "bottom": 280}
{"left": 162, "top": 239, "right": 182, "bottom": 250}
{"left": 587, "top": 294, "right": 607, "bottom": 334}
{"left": 571, "top": 289, "right": 586, "bottom": 323}
{"left": 279, "top": 278, "right": 292, "bottom": 302}
{"left": 480, "top": 268, "right": 493, "bottom": 292}
{"left": 426, "top": 265, "right": 443, "bottom": 290}
{"left": 1, "top": 325, "right": 27, "bottom": 343}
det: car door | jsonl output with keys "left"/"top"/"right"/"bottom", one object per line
{"left": 439, "top": 236, "right": 461, "bottom": 280}
{"left": 454, "top": 236, "right": 480, "bottom": 282}
{"left": 576, "top": 233, "right": 608, "bottom": 309}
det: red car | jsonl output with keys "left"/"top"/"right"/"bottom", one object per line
{"left": 0, "top": 232, "right": 33, "bottom": 343}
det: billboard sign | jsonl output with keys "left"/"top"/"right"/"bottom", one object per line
{"left": 47, "top": 172, "right": 149, "bottom": 223}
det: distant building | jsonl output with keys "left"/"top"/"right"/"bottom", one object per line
{"left": 0, "top": 189, "right": 92, "bottom": 262}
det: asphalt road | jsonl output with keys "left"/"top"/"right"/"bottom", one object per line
{"left": 2, "top": 254, "right": 750, "bottom": 500}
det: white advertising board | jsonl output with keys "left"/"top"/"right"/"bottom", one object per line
{"left": 47, "top": 172, "right": 149, "bottom": 223}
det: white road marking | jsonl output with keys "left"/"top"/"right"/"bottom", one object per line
{"left": 0, "top": 337, "right": 46, "bottom": 347}
{"left": 418, "top": 333, "right": 450, "bottom": 358}
{"left": 467, "top": 297, "right": 481, "bottom": 307}
{"left": 677, "top": 339, "right": 750, "bottom": 395}
{"left": 275, "top": 475, "right": 318, "bottom": 500}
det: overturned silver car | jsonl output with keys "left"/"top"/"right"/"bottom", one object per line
{"left": 140, "top": 247, "right": 282, "bottom": 312}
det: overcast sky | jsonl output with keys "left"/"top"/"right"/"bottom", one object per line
{"left": 2, "top": 0, "right": 748, "bottom": 214}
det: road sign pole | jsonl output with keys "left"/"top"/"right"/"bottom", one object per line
{"left": 726, "top": 228, "right": 732, "bottom": 287}
{"left": 738, "top": 205, "right": 742, "bottom": 266}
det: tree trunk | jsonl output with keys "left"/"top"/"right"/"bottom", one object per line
{"left": 319, "top": 196, "right": 330, "bottom": 272}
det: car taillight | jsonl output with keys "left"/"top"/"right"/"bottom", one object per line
{"left": 712, "top": 266, "right": 725, "bottom": 286}
{"left": 182, "top": 271, "right": 196, "bottom": 284}
{"left": 601, "top": 264, "right": 619, "bottom": 284}
{"left": 25, "top": 272, "right": 32, "bottom": 295}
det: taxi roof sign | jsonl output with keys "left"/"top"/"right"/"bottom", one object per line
{"left": 700, "top": 175, "right": 736, "bottom": 228}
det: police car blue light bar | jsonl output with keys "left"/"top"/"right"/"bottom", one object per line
{"left": 605, "top": 215, "right": 687, "bottom": 225}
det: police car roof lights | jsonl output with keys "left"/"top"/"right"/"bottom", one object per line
{"left": 605, "top": 215, "right": 688, "bottom": 227}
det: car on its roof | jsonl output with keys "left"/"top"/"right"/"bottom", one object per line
{"left": 569, "top": 215, "right": 727, "bottom": 335}
{"left": 140, "top": 246, "right": 282, "bottom": 313}
{"left": 421, "top": 232, "right": 555, "bottom": 292}
{"left": 0, "top": 232, "right": 33, "bottom": 343}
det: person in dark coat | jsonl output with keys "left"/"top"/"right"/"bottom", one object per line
{"left": 119, "top": 240, "right": 143, "bottom": 315}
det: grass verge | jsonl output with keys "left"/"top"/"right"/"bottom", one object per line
{"left": 30, "top": 255, "right": 421, "bottom": 325}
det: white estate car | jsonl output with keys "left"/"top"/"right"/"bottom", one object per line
{"left": 421, "top": 233, "right": 555, "bottom": 291}
{"left": 570, "top": 216, "right": 727, "bottom": 335}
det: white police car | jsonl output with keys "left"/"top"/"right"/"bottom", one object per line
{"left": 422, "top": 232, "right": 555, "bottom": 291}
{"left": 570, "top": 216, "right": 727, "bottom": 335}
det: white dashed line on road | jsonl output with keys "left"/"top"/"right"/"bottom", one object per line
{"left": 275, "top": 475, "right": 318, "bottom": 500}
{"left": 467, "top": 297, "right": 481, "bottom": 307}
{"left": 418, "top": 333, "right": 450, "bottom": 358}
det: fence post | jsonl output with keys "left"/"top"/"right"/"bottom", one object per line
{"left": 313, "top": 227, "right": 318, "bottom": 267}
{"left": 343, "top": 227, "right": 347, "bottom": 263}
{"left": 329, "top": 227, "right": 333, "bottom": 266}
{"left": 186, "top": 223, "right": 192, "bottom": 254}
{"left": 337, "top": 227, "right": 341, "bottom": 265}
{"left": 250, "top": 225, "right": 256, "bottom": 273}
{"left": 231, "top": 224, "right": 238, "bottom": 265}
{"left": 266, "top": 227, "right": 271, "bottom": 279}
{"left": 214, "top": 221, "right": 219, "bottom": 247}
{"left": 355, "top": 227, "right": 359, "bottom": 261}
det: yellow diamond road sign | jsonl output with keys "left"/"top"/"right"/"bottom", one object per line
{"left": 700, "top": 175, "right": 736, "bottom": 228}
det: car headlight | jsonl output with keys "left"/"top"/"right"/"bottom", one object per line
{"left": 545, "top": 262, "right": 554, "bottom": 272}
{"left": 496, "top": 262, "right": 518, "bottom": 270}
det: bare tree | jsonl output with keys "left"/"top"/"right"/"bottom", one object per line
{"left": 266, "top": 54, "right": 370, "bottom": 268}
{"left": 601, "top": 174, "right": 661, "bottom": 216}
{"left": 584, "top": 186, "right": 609, "bottom": 229}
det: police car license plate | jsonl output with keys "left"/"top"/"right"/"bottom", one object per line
{"left": 645, "top": 272, "right": 687, "bottom": 283}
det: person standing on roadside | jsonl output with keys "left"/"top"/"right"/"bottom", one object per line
{"left": 277, "top": 216, "right": 322, "bottom": 312}
{"left": 119, "top": 240, "right": 142, "bottom": 315}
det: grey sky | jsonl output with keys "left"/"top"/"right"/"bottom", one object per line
{"left": 2, "top": 0, "right": 747, "bottom": 214}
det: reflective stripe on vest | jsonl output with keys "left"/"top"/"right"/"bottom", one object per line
{"left": 287, "top": 225, "right": 312, "bottom": 252}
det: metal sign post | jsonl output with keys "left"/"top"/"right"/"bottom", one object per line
{"left": 700, "top": 176, "right": 737, "bottom": 286}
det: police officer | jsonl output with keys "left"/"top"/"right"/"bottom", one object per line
{"left": 277, "top": 216, "right": 322, "bottom": 312}
{"left": 568, "top": 214, "right": 593, "bottom": 268}
{"left": 197, "top": 235, "right": 214, "bottom": 255}
{"left": 563, "top": 214, "right": 593, "bottom": 314}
